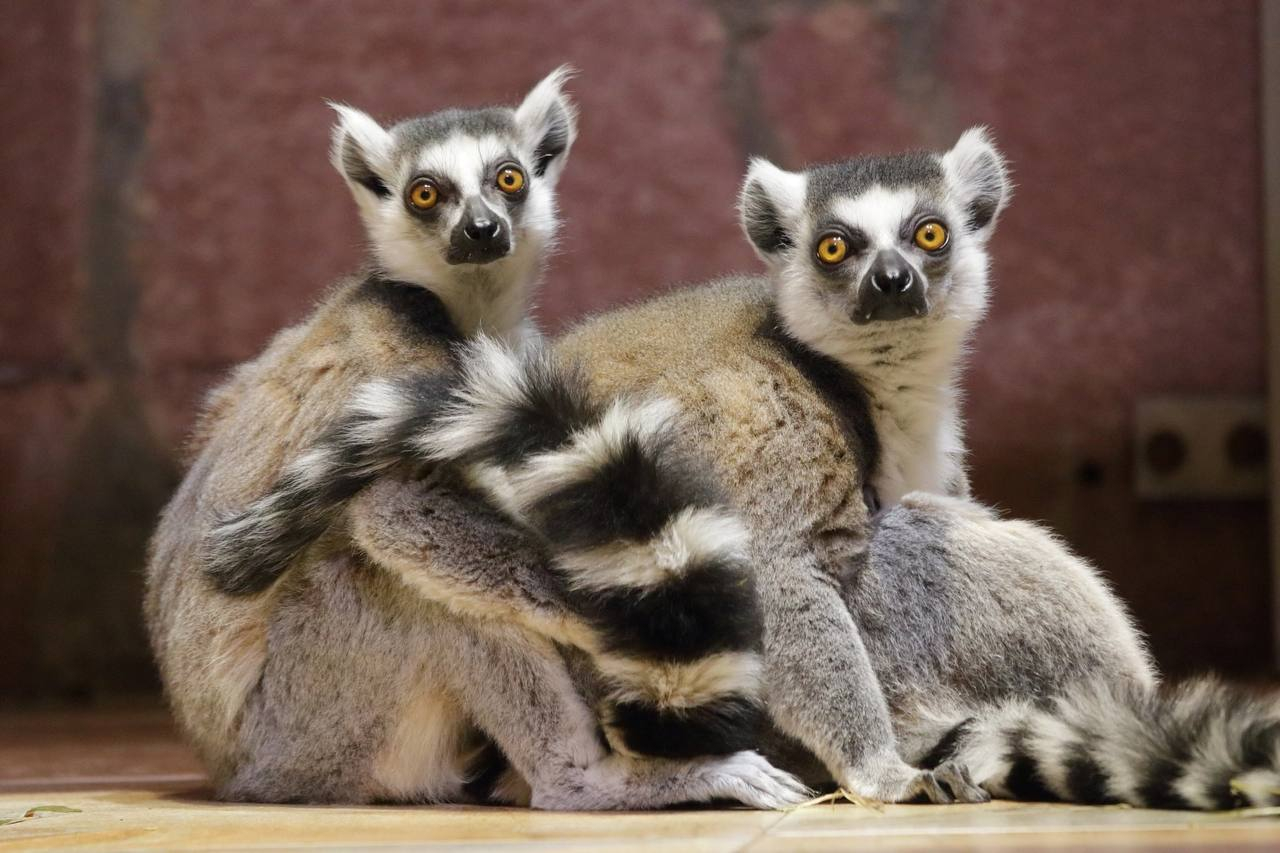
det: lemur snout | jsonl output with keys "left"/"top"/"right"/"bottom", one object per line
{"left": 855, "top": 249, "right": 927, "bottom": 324}
{"left": 464, "top": 217, "right": 500, "bottom": 241}
{"left": 461, "top": 197, "right": 505, "bottom": 242}
{"left": 448, "top": 198, "right": 511, "bottom": 265}
{"left": 869, "top": 250, "right": 913, "bottom": 295}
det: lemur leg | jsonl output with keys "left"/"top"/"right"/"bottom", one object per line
{"left": 220, "top": 556, "right": 477, "bottom": 804}
{"left": 756, "top": 534, "right": 988, "bottom": 804}
{"left": 347, "top": 473, "right": 589, "bottom": 645}
{"left": 350, "top": 474, "right": 809, "bottom": 809}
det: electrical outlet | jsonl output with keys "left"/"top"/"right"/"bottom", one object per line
{"left": 1134, "top": 396, "right": 1267, "bottom": 500}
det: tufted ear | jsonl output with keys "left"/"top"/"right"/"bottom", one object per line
{"left": 942, "top": 126, "right": 1011, "bottom": 239}
{"left": 515, "top": 65, "right": 579, "bottom": 182}
{"left": 738, "top": 158, "right": 808, "bottom": 266}
{"left": 328, "top": 102, "right": 394, "bottom": 201}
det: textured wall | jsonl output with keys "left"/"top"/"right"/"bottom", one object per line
{"left": 0, "top": 0, "right": 1267, "bottom": 702}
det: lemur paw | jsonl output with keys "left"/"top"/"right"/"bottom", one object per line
{"left": 843, "top": 758, "right": 989, "bottom": 804}
{"left": 703, "top": 751, "right": 813, "bottom": 810}
{"left": 908, "top": 762, "right": 990, "bottom": 805}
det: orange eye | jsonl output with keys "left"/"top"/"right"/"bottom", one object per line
{"left": 816, "top": 233, "right": 849, "bottom": 265}
{"left": 496, "top": 166, "right": 525, "bottom": 194}
{"left": 407, "top": 178, "right": 439, "bottom": 210}
{"left": 913, "top": 220, "right": 948, "bottom": 252}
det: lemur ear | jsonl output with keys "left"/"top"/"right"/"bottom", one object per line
{"left": 515, "top": 65, "right": 578, "bottom": 181}
{"left": 942, "top": 126, "right": 1011, "bottom": 238}
{"left": 739, "top": 158, "right": 807, "bottom": 265}
{"left": 328, "top": 102, "right": 394, "bottom": 200}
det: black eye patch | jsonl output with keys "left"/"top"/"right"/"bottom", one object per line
{"left": 810, "top": 224, "right": 869, "bottom": 277}
{"left": 842, "top": 228, "right": 870, "bottom": 255}
{"left": 814, "top": 223, "right": 869, "bottom": 254}
{"left": 488, "top": 156, "right": 529, "bottom": 209}
{"left": 900, "top": 209, "right": 948, "bottom": 241}
{"left": 401, "top": 174, "right": 457, "bottom": 220}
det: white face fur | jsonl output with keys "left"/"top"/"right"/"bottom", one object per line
{"left": 739, "top": 128, "right": 1011, "bottom": 368}
{"left": 329, "top": 67, "right": 578, "bottom": 334}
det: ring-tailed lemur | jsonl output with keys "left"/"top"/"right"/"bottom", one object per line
{"left": 528, "top": 135, "right": 1280, "bottom": 809}
{"left": 145, "top": 70, "right": 807, "bottom": 809}
{"left": 201, "top": 130, "right": 1010, "bottom": 802}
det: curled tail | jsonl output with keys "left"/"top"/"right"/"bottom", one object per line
{"left": 913, "top": 677, "right": 1280, "bottom": 810}
{"left": 203, "top": 337, "right": 767, "bottom": 758}
{"left": 420, "top": 338, "right": 766, "bottom": 758}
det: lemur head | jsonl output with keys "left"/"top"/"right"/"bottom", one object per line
{"left": 329, "top": 67, "right": 577, "bottom": 331}
{"left": 740, "top": 128, "right": 1010, "bottom": 357}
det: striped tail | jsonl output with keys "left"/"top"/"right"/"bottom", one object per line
{"left": 913, "top": 677, "right": 1280, "bottom": 810}
{"left": 203, "top": 336, "right": 767, "bottom": 758}
{"left": 418, "top": 337, "right": 767, "bottom": 758}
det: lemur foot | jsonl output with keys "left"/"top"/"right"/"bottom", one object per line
{"left": 700, "top": 750, "right": 813, "bottom": 810}
{"left": 908, "top": 762, "right": 990, "bottom": 804}
{"left": 843, "top": 757, "right": 990, "bottom": 804}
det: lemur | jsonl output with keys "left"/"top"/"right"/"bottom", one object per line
{"left": 144, "top": 70, "right": 808, "bottom": 810}
{"left": 207, "top": 129, "right": 1280, "bottom": 810}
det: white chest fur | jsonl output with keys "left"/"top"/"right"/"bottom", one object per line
{"left": 779, "top": 290, "right": 973, "bottom": 509}
{"left": 862, "top": 373, "right": 962, "bottom": 506}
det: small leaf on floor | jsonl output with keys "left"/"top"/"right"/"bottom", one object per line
{"left": 23, "top": 805, "right": 83, "bottom": 817}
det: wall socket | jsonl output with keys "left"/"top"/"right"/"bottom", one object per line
{"left": 1134, "top": 396, "right": 1267, "bottom": 500}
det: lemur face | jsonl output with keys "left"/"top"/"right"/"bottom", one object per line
{"left": 740, "top": 128, "right": 1009, "bottom": 333}
{"left": 329, "top": 67, "right": 577, "bottom": 283}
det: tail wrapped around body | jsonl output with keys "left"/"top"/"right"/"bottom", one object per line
{"left": 201, "top": 372, "right": 456, "bottom": 594}
{"left": 203, "top": 337, "right": 767, "bottom": 758}
{"left": 913, "top": 677, "right": 1280, "bottom": 810}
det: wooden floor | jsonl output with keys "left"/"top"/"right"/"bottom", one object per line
{"left": 3, "top": 706, "right": 1280, "bottom": 852}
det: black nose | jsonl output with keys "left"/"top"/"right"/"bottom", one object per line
{"left": 870, "top": 259, "right": 913, "bottom": 295}
{"left": 464, "top": 218, "right": 500, "bottom": 241}
{"left": 852, "top": 249, "right": 926, "bottom": 323}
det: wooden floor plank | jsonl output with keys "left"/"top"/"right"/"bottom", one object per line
{"left": 0, "top": 787, "right": 781, "bottom": 852}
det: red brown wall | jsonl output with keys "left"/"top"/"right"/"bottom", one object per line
{"left": 0, "top": 0, "right": 1267, "bottom": 702}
